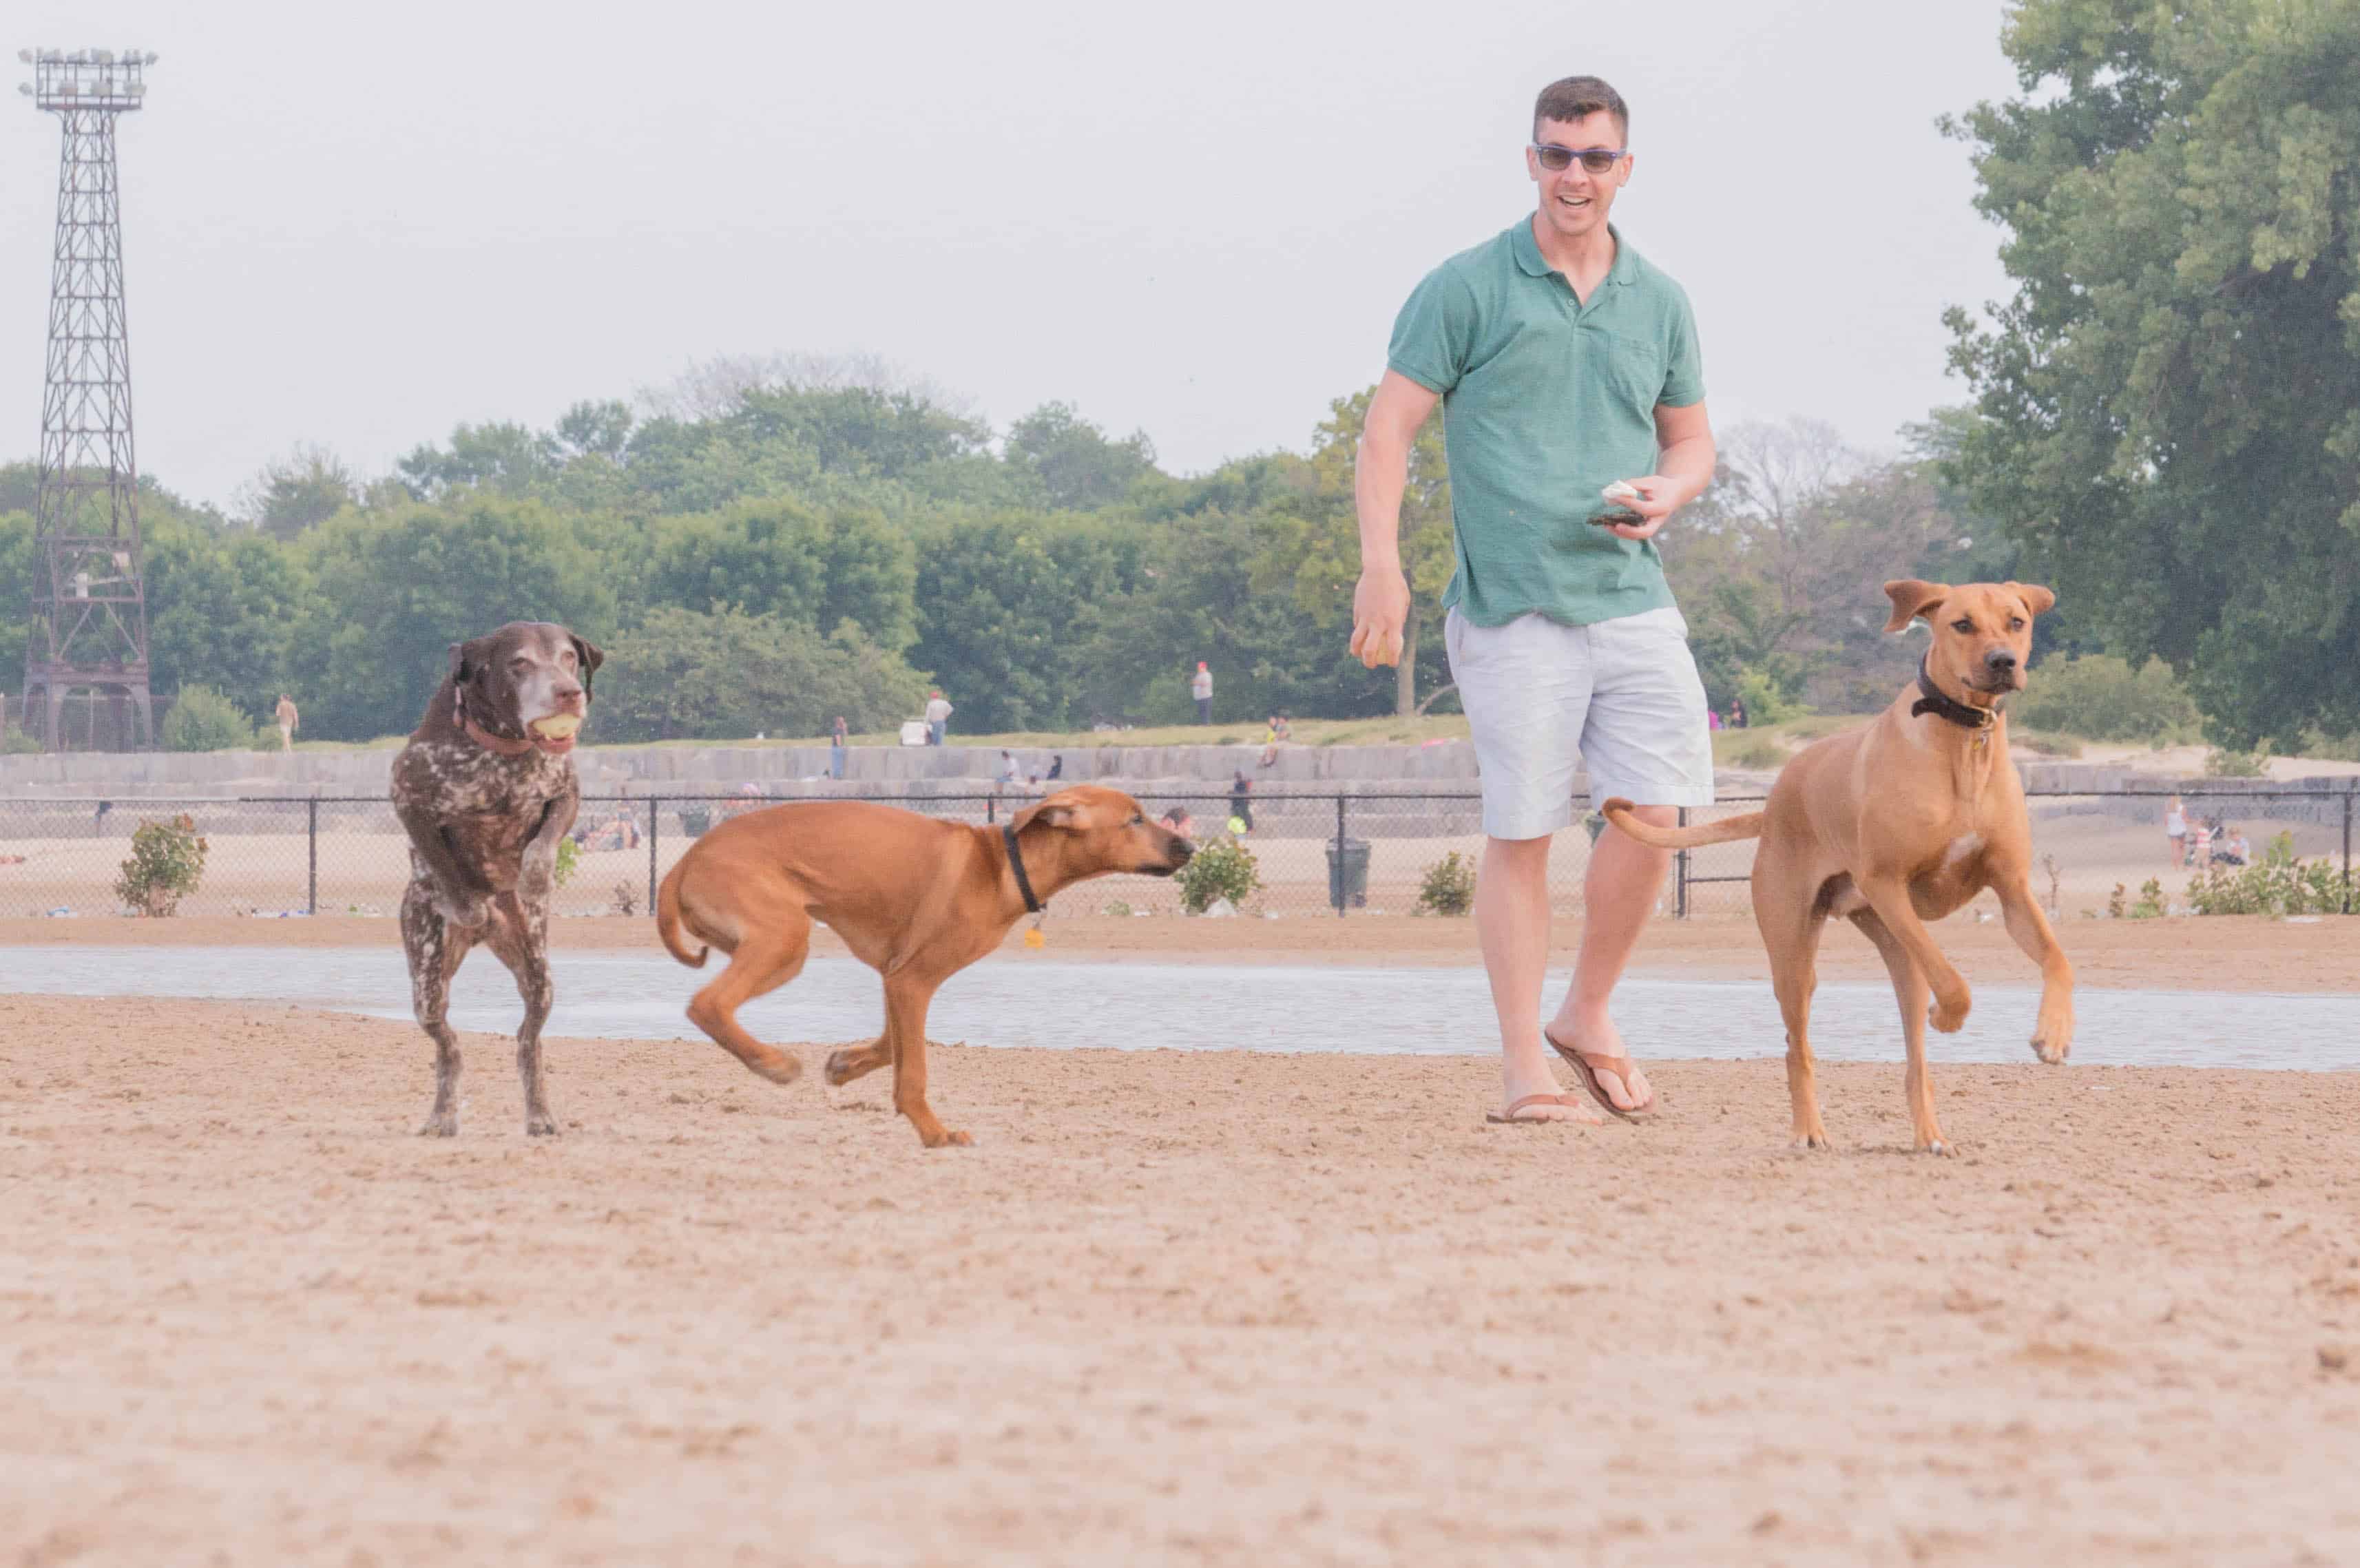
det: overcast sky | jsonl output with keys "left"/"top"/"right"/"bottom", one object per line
{"left": 3, "top": 0, "right": 2025, "bottom": 514}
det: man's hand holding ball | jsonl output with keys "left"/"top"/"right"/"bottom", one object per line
{"left": 1350, "top": 565, "right": 1411, "bottom": 669}
{"left": 1595, "top": 478, "right": 1675, "bottom": 541}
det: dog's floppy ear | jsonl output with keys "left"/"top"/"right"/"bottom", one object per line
{"left": 2007, "top": 582, "right": 2057, "bottom": 618}
{"left": 1881, "top": 579, "right": 1948, "bottom": 634}
{"left": 1012, "top": 789, "right": 1090, "bottom": 833}
{"left": 570, "top": 634, "right": 604, "bottom": 700}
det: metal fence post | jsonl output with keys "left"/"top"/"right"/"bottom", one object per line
{"left": 1675, "top": 806, "right": 1690, "bottom": 919}
{"left": 2344, "top": 791, "right": 2353, "bottom": 916}
{"left": 306, "top": 798, "right": 318, "bottom": 916}
{"left": 1335, "top": 795, "right": 1347, "bottom": 918}
{"left": 647, "top": 796, "right": 660, "bottom": 913}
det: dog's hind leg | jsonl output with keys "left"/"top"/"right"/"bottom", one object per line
{"left": 823, "top": 1037, "right": 890, "bottom": 1087}
{"left": 403, "top": 881, "right": 476, "bottom": 1137}
{"left": 685, "top": 912, "right": 810, "bottom": 1086}
{"left": 1850, "top": 908, "right": 1949, "bottom": 1154}
{"left": 1754, "top": 857, "right": 1831, "bottom": 1149}
{"left": 484, "top": 897, "right": 561, "bottom": 1136}
{"left": 1994, "top": 876, "right": 2074, "bottom": 1065}
{"left": 883, "top": 972, "right": 968, "bottom": 1149}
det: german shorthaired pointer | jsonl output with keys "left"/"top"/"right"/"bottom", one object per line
{"left": 390, "top": 620, "right": 602, "bottom": 1136}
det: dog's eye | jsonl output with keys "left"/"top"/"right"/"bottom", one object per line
{"left": 2008, "top": 618, "right": 2025, "bottom": 631}
{"left": 1950, "top": 619, "right": 1974, "bottom": 634}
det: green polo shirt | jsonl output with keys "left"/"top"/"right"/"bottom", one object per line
{"left": 1388, "top": 218, "right": 1704, "bottom": 627}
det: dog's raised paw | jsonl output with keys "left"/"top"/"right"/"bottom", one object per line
{"left": 748, "top": 1051, "right": 803, "bottom": 1086}
{"left": 1929, "top": 998, "right": 1970, "bottom": 1034}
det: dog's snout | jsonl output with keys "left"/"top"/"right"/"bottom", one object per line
{"left": 1169, "top": 838, "right": 1195, "bottom": 866}
{"left": 1984, "top": 648, "right": 2018, "bottom": 672}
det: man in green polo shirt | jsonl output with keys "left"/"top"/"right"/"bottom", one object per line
{"left": 1351, "top": 74, "right": 1717, "bottom": 1127}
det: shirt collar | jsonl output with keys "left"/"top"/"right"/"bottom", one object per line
{"left": 1512, "top": 216, "right": 1636, "bottom": 286}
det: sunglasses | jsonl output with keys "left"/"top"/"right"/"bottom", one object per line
{"left": 1529, "top": 143, "right": 1627, "bottom": 174}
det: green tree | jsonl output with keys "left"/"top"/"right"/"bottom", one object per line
{"left": 597, "top": 605, "right": 927, "bottom": 742}
{"left": 1250, "top": 386, "right": 1454, "bottom": 715}
{"left": 143, "top": 519, "right": 317, "bottom": 716}
{"left": 235, "top": 444, "right": 356, "bottom": 541}
{"left": 908, "top": 512, "right": 1148, "bottom": 732}
{"left": 645, "top": 498, "right": 918, "bottom": 651}
{"left": 1943, "top": 0, "right": 2360, "bottom": 746}
{"left": 298, "top": 495, "right": 616, "bottom": 740}
{"left": 396, "top": 421, "right": 563, "bottom": 501}
{"left": 1003, "top": 401, "right": 1161, "bottom": 509}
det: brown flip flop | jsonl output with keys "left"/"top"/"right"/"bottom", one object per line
{"left": 1545, "top": 1032, "right": 1655, "bottom": 1121}
{"left": 1486, "top": 1093, "right": 1593, "bottom": 1125}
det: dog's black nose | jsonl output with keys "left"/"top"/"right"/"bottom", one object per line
{"left": 1171, "top": 839, "right": 1195, "bottom": 866}
{"left": 1985, "top": 649, "right": 2018, "bottom": 672}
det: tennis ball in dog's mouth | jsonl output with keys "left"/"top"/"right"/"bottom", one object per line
{"left": 530, "top": 713, "right": 582, "bottom": 740}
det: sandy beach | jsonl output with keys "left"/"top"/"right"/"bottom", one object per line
{"left": 5, "top": 989, "right": 2359, "bottom": 1565}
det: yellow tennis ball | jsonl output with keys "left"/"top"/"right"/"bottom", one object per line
{"left": 530, "top": 713, "right": 581, "bottom": 739}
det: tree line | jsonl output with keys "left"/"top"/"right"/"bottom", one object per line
{"left": 12, "top": 0, "right": 2357, "bottom": 753}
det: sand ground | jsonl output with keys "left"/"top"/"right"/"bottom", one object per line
{"left": 4, "top": 908, "right": 2358, "bottom": 994}
{"left": 3, "top": 994, "right": 2358, "bottom": 1566}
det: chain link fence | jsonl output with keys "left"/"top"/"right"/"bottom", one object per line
{"left": 0, "top": 785, "right": 2351, "bottom": 922}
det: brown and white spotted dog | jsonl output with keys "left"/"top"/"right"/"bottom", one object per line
{"left": 390, "top": 620, "right": 603, "bottom": 1136}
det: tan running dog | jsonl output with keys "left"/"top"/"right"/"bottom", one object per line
{"left": 1603, "top": 580, "right": 2074, "bottom": 1154}
{"left": 657, "top": 786, "right": 1193, "bottom": 1148}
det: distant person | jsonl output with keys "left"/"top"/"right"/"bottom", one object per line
{"left": 274, "top": 693, "right": 299, "bottom": 753}
{"left": 1727, "top": 696, "right": 1748, "bottom": 730}
{"left": 1229, "top": 768, "right": 1253, "bottom": 833}
{"left": 1160, "top": 806, "right": 1195, "bottom": 839}
{"left": 1191, "top": 661, "right": 1213, "bottom": 724}
{"left": 830, "top": 715, "right": 848, "bottom": 780}
{"left": 2164, "top": 794, "right": 2187, "bottom": 868}
{"left": 2220, "top": 827, "right": 2251, "bottom": 867}
{"left": 1046, "top": 754, "right": 1063, "bottom": 781}
{"left": 2188, "top": 816, "right": 2213, "bottom": 870}
{"left": 924, "top": 689, "right": 953, "bottom": 746}
{"left": 996, "top": 750, "right": 1020, "bottom": 785}
{"left": 1707, "top": 706, "right": 1723, "bottom": 732}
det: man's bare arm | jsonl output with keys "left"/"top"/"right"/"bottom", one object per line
{"left": 1349, "top": 370, "right": 1442, "bottom": 669}
{"left": 1602, "top": 399, "right": 1716, "bottom": 541}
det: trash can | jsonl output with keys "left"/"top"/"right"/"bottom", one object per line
{"left": 679, "top": 808, "right": 711, "bottom": 839}
{"left": 1326, "top": 837, "right": 1371, "bottom": 910}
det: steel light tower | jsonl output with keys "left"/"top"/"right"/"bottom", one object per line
{"left": 16, "top": 45, "right": 158, "bottom": 751}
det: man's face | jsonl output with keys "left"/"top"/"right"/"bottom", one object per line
{"left": 1527, "top": 111, "right": 1631, "bottom": 245}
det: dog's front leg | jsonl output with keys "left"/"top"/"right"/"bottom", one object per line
{"left": 1994, "top": 877, "right": 2075, "bottom": 1065}
{"left": 395, "top": 800, "right": 492, "bottom": 927}
{"left": 1852, "top": 875, "right": 1973, "bottom": 1034}
{"left": 883, "top": 973, "right": 970, "bottom": 1149}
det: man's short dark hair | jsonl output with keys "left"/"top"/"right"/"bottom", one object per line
{"left": 1533, "top": 76, "right": 1628, "bottom": 142}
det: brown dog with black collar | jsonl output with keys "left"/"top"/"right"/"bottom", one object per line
{"left": 1605, "top": 580, "right": 2074, "bottom": 1154}
{"left": 658, "top": 786, "right": 1193, "bottom": 1148}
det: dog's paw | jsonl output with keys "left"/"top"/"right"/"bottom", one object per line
{"left": 525, "top": 1113, "right": 561, "bottom": 1136}
{"left": 1917, "top": 1136, "right": 1955, "bottom": 1156}
{"left": 920, "top": 1128, "right": 975, "bottom": 1149}
{"left": 1790, "top": 1129, "right": 1830, "bottom": 1152}
{"left": 1928, "top": 995, "right": 1971, "bottom": 1034}
{"left": 2029, "top": 1012, "right": 2073, "bottom": 1065}
{"left": 417, "top": 1114, "right": 458, "bottom": 1138}
{"left": 746, "top": 1049, "right": 802, "bottom": 1086}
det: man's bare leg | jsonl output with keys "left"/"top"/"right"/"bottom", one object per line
{"left": 1474, "top": 833, "right": 1600, "bottom": 1125}
{"left": 1545, "top": 806, "right": 1675, "bottom": 1112}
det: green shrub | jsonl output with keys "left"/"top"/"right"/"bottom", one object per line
{"left": 2127, "top": 877, "right": 2166, "bottom": 919}
{"left": 2185, "top": 832, "right": 2347, "bottom": 916}
{"left": 161, "top": 684, "right": 255, "bottom": 752}
{"left": 2012, "top": 655, "right": 2200, "bottom": 744}
{"left": 114, "top": 814, "right": 208, "bottom": 916}
{"left": 1732, "top": 665, "right": 1805, "bottom": 727}
{"left": 1, "top": 724, "right": 40, "bottom": 755}
{"left": 1177, "top": 835, "right": 1262, "bottom": 914}
{"left": 1414, "top": 850, "right": 1478, "bottom": 916}
{"left": 554, "top": 835, "right": 580, "bottom": 888}
{"left": 2204, "top": 746, "right": 2268, "bottom": 778}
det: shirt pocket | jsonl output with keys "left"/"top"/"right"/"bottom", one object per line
{"left": 1603, "top": 331, "right": 1669, "bottom": 410}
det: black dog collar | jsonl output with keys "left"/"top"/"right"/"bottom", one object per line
{"left": 1910, "top": 656, "right": 1999, "bottom": 733}
{"left": 1002, "top": 822, "right": 1043, "bottom": 914}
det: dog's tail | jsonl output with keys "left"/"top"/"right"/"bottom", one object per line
{"left": 1600, "top": 797, "right": 1768, "bottom": 850}
{"left": 654, "top": 859, "right": 709, "bottom": 968}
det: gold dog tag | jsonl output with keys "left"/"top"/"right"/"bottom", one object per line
{"left": 1023, "top": 925, "right": 1046, "bottom": 950}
